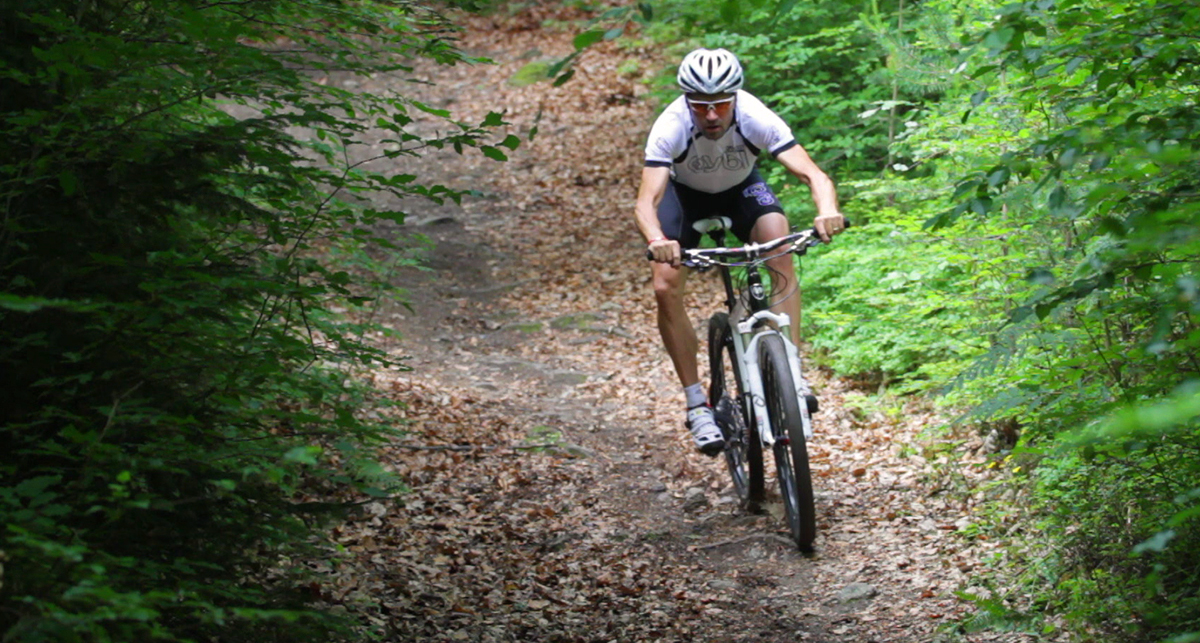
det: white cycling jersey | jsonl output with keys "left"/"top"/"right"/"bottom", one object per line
{"left": 644, "top": 90, "right": 797, "bottom": 194}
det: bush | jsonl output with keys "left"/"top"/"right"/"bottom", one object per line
{"left": 0, "top": 1, "right": 499, "bottom": 640}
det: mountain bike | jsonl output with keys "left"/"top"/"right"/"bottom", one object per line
{"left": 683, "top": 218, "right": 837, "bottom": 551}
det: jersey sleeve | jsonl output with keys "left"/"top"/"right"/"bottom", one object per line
{"left": 644, "top": 99, "right": 687, "bottom": 167}
{"left": 737, "top": 91, "right": 797, "bottom": 157}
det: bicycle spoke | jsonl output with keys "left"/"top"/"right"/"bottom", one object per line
{"left": 708, "top": 312, "right": 763, "bottom": 512}
{"left": 759, "top": 334, "right": 816, "bottom": 551}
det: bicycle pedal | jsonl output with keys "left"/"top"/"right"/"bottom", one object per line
{"left": 805, "top": 394, "right": 819, "bottom": 415}
{"left": 713, "top": 398, "right": 739, "bottom": 434}
{"left": 698, "top": 440, "right": 725, "bottom": 457}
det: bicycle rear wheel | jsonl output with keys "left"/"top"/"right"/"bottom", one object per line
{"left": 758, "top": 333, "right": 816, "bottom": 551}
{"left": 708, "top": 312, "right": 764, "bottom": 512}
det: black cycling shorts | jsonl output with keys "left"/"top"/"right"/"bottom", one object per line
{"left": 657, "top": 169, "right": 784, "bottom": 250}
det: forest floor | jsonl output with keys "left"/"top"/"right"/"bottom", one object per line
{"left": 318, "top": 4, "right": 1040, "bottom": 642}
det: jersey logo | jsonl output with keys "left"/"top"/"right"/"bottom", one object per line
{"left": 743, "top": 182, "right": 776, "bottom": 206}
{"left": 686, "top": 145, "right": 750, "bottom": 174}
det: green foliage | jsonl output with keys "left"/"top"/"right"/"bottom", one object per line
{"left": 799, "top": 205, "right": 986, "bottom": 386}
{"left": 640, "top": 0, "right": 1200, "bottom": 640}
{"left": 891, "top": 0, "right": 1200, "bottom": 639}
{"left": 986, "top": 439, "right": 1200, "bottom": 642}
{"left": 0, "top": 0, "right": 499, "bottom": 640}
{"left": 538, "top": 3, "right": 655, "bottom": 86}
{"left": 644, "top": 0, "right": 905, "bottom": 178}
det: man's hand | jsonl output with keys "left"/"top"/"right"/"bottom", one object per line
{"left": 813, "top": 212, "right": 847, "bottom": 243}
{"left": 648, "top": 238, "right": 682, "bottom": 267}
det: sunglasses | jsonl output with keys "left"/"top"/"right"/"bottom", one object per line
{"left": 687, "top": 96, "right": 736, "bottom": 117}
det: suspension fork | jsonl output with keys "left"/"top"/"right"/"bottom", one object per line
{"left": 735, "top": 258, "right": 814, "bottom": 443}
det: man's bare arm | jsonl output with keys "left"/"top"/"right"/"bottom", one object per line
{"left": 635, "top": 166, "right": 682, "bottom": 266}
{"left": 776, "top": 145, "right": 845, "bottom": 242}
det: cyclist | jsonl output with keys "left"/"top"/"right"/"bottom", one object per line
{"left": 635, "top": 48, "right": 847, "bottom": 456}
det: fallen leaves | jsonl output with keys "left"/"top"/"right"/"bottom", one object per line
{"left": 300, "top": 2, "right": 1051, "bottom": 642}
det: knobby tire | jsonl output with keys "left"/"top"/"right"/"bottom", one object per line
{"left": 708, "top": 312, "right": 764, "bottom": 512}
{"left": 758, "top": 333, "right": 816, "bottom": 551}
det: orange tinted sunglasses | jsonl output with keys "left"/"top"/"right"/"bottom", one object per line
{"left": 687, "top": 96, "right": 736, "bottom": 117}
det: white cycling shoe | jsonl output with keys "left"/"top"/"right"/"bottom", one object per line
{"left": 686, "top": 405, "right": 725, "bottom": 457}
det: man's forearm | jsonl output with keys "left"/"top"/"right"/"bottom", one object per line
{"left": 635, "top": 203, "right": 665, "bottom": 242}
{"left": 808, "top": 171, "right": 840, "bottom": 216}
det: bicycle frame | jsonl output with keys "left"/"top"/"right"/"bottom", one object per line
{"left": 674, "top": 217, "right": 838, "bottom": 550}
{"left": 709, "top": 234, "right": 815, "bottom": 448}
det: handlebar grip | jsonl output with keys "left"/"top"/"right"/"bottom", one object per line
{"left": 645, "top": 249, "right": 654, "bottom": 261}
{"left": 813, "top": 218, "right": 853, "bottom": 232}
{"left": 810, "top": 218, "right": 853, "bottom": 239}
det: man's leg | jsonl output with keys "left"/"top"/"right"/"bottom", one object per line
{"left": 651, "top": 260, "right": 699, "bottom": 386}
{"left": 651, "top": 259, "right": 723, "bottom": 455}
{"left": 751, "top": 212, "right": 802, "bottom": 347}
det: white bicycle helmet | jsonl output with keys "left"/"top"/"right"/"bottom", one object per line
{"left": 677, "top": 48, "right": 744, "bottom": 95}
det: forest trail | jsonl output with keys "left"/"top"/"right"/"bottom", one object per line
{"left": 329, "top": 6, "right": 1028, "bottom": 642}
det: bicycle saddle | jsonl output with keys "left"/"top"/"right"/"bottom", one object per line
{"left": 692, "top": 217, "right": 733, "bottom": 234}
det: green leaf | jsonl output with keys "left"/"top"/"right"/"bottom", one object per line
{"left": 1133, "top": 529, "right": 1176, "bottom": 554}
{"left": 1026, "top": 268, "right": 1055, "bottom": 285}
{"left": 499, "top": 135, "right": 520, "bottom": 150}
{"left": 553, "top": 68, "right": 576, "bottom": 87}
{"left": 1168, "top": 503, "right": 1200, "bottom": 528}
{"left": 547, "top": 51, "right": 579, "bottom": 77}
{"left": 480, "top": 146, "right": 508, "bottom": 161}
{"left": 970, "top": 197, "right": 991, "bottom": 216}
{"left": 1048, "top": 185, "right": 1067, "bottom": 211}
{"left": 0, "top": 293, "right": 68, "bottom": 312}
{"left": 482, "top": 111, "right": 505, "bottom": 127}
{"left": 411, "top": 100, "right": 451, "bottom": 118}
{"left": 719, "top": 0, "right": 739, "bottom": 23}
{"left": 953, "top": 178, "right": 982, "bottom": 199}
{"left": 970, "top": 90, "right": 989, "bottom": 107}
{"left": 283, "top": 446, "right": 321, "bottom": 465}
{"left": 1097, "top": 69, "right": 1121, "bottom": 91}
{"left": 1098, "top": 216, "right": 1126, "bottom": 236}
{"left": 597, "top": 6, "right": 626, "bottom": 20}
{"left": 1010, "top": 305, "right": 1033, "bottom": 324}
{"left": 59, "top": 170, "right": 78, "bottom": 196}
{"left": 984, "top": 27, "right": 1015, "bottom": 53}
{"left": 509, "top": 61, "right": 550, "bottom": 86}
{"left": 573, "top": 30, "right": 605, "bottom": 50}
{"left": 603, "top": 27, "right": 624, "bottom": 41}
{"left": 987, "top": 167, "right": 1010, "bottom": 188}
{"left": 15, "top": 475, "right": 61, "bottom": 498}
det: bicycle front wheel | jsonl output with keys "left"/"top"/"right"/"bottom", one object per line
{"left": 708, "top": 312, "right": 764, "bottom": 512}
{"left": 758, "top": 333, "right": 816, "bottom": 551}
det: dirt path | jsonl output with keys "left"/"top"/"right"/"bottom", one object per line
{"left": 325, "top": 6, "right": 1031, "bottom": 643}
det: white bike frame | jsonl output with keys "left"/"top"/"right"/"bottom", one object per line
{"left": 727, "top": 307, "right": 815, "bottom": 446}
{"left": 684, "top": 216, "right": 819, "bottom": 448}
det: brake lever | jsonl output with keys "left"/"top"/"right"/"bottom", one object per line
{"left": 681, "top": 254, "right": 712, "bottom": 271}
{"left": 803, "top": 218, "right": 854, "bottom": 246}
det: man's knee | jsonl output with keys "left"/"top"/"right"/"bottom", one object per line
{"left": 750, "top": 211, "right": 790, "bottom": 242}
{"left": 652, "top": 267, "right": 685, "bottom": 304}
{"left": 767, "top": 255, "right": 796, "bottom": 281}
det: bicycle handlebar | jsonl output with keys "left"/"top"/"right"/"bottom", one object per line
{"left": 643, "top": 220, "right": 852, "bottom": 266}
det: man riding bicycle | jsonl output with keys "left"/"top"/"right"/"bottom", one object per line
{"left": 635, "top": 48, "right": 847, "bottom": 456}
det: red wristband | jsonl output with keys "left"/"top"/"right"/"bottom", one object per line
{"left": 649, "top": 237, "right": 667, "bottom": 244}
